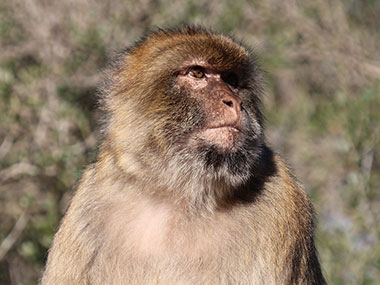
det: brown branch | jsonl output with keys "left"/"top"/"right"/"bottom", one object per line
{"left": 0, "top": 162, "right": 39, "bottom": 182}
{"left": 0, "top": 211, "right": 29, "bottom": 261}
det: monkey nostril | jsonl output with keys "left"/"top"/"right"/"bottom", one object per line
{"left": 223, "top": 100, "right": 233, "bottom": 107}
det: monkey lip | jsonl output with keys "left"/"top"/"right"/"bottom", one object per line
{"left": 195, "top": 126, "right": 241, "bottom": 149}
{"left": 208, "top": 126, "right": 240, "bottom": 131}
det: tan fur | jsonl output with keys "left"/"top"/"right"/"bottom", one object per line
{"left": 41, "top": 27, "right": 325, "bottom": 284}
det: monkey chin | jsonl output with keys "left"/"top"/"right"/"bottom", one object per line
{"left": 196, "top": 126, "right": 240, "bottom": 151}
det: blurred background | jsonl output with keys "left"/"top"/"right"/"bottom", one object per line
{"left": 0, "top": 0, "right": 379, "bottom": 284}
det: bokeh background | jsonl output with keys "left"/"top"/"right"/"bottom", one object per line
{"left": 0, "top": 0, "right": 379, "bottom": 284}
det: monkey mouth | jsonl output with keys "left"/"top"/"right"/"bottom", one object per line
{"left": 195, "top": 126, "right": 241, "bottom": 149}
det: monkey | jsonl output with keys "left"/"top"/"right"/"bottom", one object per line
{"left": 41, "top": 27, "right": 325, "bottom": 284}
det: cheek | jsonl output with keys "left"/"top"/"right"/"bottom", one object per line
{"left": 168, "top": 87, "right": 206, "bottom": 126}
{"left": 149, "top": 90, "right": 206, "bottom": 147}
{"left": 244, "top": 104, "right": 263, "bottom": 132}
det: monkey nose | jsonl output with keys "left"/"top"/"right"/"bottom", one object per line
{"left": 211, "top": 92, "right": 242, "bottom": 127}
{"left": 220, "top": 94, "right": 241, "bottom": 127}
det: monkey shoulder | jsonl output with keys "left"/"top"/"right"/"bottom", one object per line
{"left": 236, "top": 152, "right": 314, "bottom": 233}
{"left": 266, "top": 153, "right": 311, "bottom": 208}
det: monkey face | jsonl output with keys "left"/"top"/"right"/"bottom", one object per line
{"left": 103, "top": 27, "right": 265, "bottom": 186}
{"left": 176, "top": 64, "right": 243, "bottom": 150}
{"left": 169, "top": 59, "right": 264, "bottom": 180}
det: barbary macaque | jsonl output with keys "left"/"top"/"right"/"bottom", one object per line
{"left": 41, "top": 27, "right": 325, "bottom": 284}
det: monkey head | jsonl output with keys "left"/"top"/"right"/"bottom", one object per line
{"left": 100, "top": 27, "right": 265, "bottom": 199}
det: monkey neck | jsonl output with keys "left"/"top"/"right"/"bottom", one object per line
{"left": 96, "top": 144, "right": 276, "bottom": 215}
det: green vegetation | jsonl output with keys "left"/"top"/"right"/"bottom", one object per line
{"left": 0, "top": 0, "right": 379, "bottom": 284}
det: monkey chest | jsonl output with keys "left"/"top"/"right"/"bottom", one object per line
{"left": 99, "top": 208, "right": 265, "bottom": 284}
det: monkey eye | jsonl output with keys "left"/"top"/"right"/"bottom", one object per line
{"left": 189, "top": 66, "right": 205, "bottom": 79}
{"left": 221, "top": 72, "right": 239, "bottom": 87}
